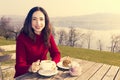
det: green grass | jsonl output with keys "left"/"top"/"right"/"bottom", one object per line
{"left": 2, "top": 51, "right": 15, "bottom": 55}
{"left": 1, "top": 37, "right": 120, "bottom": 67}
{"left": 59, "top": 46, "right": 120, "bottom": 67}
{"left": 0, "top": 37, "right": 16, "bottom": 46}
{"left": 2, "top": 46, "right": 120, "bottom": 67}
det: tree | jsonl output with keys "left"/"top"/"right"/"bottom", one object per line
{"left": 0, "top": 16, "right": 13, "bottom": 40}
{"left": 51, "top": 26, "right": 56, "bottom": 37}
{"left": 110, "top": 35, "right": 120, "bottom": 53}
{"left": 57, "top": 29, "right": 68, "bottom": 45}
{"left": 67, "top": 27, "right": 79, "bottom": 47}
{"left": 0, "top": 16, "right": 23, "bottom": 39}
{"left": 8, "top": 24, "right": 22, "bottom": 39}
{"left": 84, "top": 30, "right": 93, "bottom": 49}
{"left": 97, "top": 39, "right": 103, "bottom": 51}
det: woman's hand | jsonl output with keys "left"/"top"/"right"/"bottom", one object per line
{"left": 29, "top": 60, "right": 40, "bottom": 73}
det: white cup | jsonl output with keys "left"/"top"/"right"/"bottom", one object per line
{"left": 40, "top": 60, "right": 56, "bottom": 71}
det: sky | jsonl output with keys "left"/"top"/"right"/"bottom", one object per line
{"left": 0, "top": 0, "right": 120, "bottom": 17}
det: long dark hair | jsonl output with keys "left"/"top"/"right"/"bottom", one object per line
{"left": 21, "top": 6, "right": 51, "bottom": 47}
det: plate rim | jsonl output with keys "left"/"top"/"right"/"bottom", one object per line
{"left": 38, "top": 69, "right": 58, "bottom": 77}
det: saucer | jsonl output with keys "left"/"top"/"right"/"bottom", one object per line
{"left": 38, "top": 69, "right": 58, "bottom": 77}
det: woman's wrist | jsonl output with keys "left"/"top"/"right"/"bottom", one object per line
{"left": 28, "top": 66, "right": 32, "bottom": 72}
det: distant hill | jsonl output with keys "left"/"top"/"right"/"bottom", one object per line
{"left": 1, "top": 13, "right": 120, "bottom": 30}
{"left": 50, "top": 13, "right": 120, "bottom": 30}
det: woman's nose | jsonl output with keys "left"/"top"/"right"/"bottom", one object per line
{"left": 36, "top": 20, "right": 41, "bottom": 25}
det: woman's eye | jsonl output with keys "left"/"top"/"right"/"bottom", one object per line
{"left": 32, "top": 18, "right": 36, "bottom": 20}
{"left": 32, "top": 18, "right": 44, "bottom": 21}
{"left": 40, "top": 18, "right": 44, "bottom": 21}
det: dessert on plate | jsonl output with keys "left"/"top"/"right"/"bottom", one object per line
{"left": 62, "top": 56, "right": 71, "bottom": 67}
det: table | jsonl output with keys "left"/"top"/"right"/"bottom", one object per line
{"left": 15, "top": 58, "right": 120, "bottom": 80}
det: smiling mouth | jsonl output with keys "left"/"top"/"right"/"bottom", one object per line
{"left": 35, "top": 26, "right": 41, "bottom": 29}
{"left": 36, "top": 27, "right": 40, "bottom": 29}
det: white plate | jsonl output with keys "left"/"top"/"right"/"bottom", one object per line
{"left": 38, "top": 69, "right": 58, "bottom": 77}
{"left": 57, "top": 61, "right": 69, "bottom": 70}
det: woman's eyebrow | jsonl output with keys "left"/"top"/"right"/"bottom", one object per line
{"left": 32, "top": 16, "right": 44, "bottom": 18}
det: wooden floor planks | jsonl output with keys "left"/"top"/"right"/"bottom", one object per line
{"left": 114, "top": 68, "right": 120, "bottom": 80}
{"left": 76, "top": 63, "right": 103, "bottom": 80}
{"left": 102, "top": 66, "right": 119, "bottom": 80}
{"left": 89, "top": 64, "right": 111, "bottom": 80}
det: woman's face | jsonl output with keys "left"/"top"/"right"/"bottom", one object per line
{"left": 32, "top": 11, "right": 45, "bottom": 35}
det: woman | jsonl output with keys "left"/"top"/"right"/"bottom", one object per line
{"left": 14, "top": 6, "right": 61, "bottom": 78}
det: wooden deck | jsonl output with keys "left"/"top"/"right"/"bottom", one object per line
{"left": 15, "top": 58, "right": 120, "bottom": 80}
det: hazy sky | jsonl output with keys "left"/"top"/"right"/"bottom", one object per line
{"left": 0, "top": 0, "right": 120, "bottom": 17}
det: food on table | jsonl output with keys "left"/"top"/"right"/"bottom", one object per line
{"left": 62, "top": 56, "right": 71, "bottom": 67}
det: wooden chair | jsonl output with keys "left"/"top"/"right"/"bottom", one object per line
{"left": 0, "top": 55, "right": 11, "bottom": 80}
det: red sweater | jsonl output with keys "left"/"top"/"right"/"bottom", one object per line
{"left": 14, "top": 33, "right": 61, "bottom": 78}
